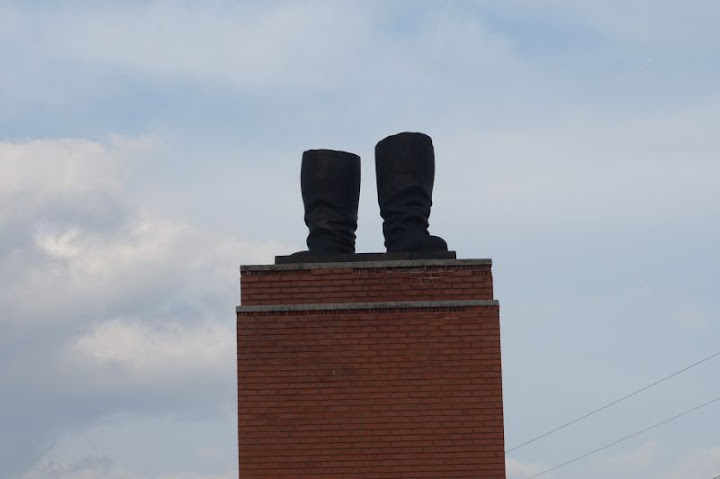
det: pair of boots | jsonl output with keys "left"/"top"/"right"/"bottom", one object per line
{"left": 298, "top": 132, "right": 447, "bottom": 255}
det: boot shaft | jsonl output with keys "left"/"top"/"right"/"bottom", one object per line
{"left": 375, "top": 132, "right": 447, "bottom": 252}
{"left": 301, "top": 149, "right": 360, "bottom": 253}
{"left": 375, "top": 132, "right": 435, "bottom": 213}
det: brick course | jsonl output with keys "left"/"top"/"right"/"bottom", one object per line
{"left": 240, "top": 260, "right": 493, "bottom": 306}
{"left": 237, "top": 259, "right": 505, "bottom": 478}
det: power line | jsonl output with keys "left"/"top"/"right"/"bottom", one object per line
{"left": 525, "top": 394, "right": 720, "bottom": 479}
{"left": 507, "top": 349, "right": 720, "bottom": 453}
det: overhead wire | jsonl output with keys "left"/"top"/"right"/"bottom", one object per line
{"left": 507, "top": 349, "right": 720, "bottom": 453}
{"left": 524, "top": 394, "right": 720, "bottom": 479}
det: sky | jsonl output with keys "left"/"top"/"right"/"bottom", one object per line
{"left": 1, "top": 1, "right": 719, "bottom": 478}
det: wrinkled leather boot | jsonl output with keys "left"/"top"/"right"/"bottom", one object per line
{"left": 293, "top": 149, "right": 361, "bottom": 256}
{"left": 375, "top": 132, "right": 448, "bottom": 253}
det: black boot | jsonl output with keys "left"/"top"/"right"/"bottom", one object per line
{"left": 295, "top": 149, "right": 361, "bottom": 255}
{"left": 375, "top": 132, "right": 448, "bottom": 253}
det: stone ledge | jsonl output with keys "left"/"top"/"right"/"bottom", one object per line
{"left": 237, "top": 299, "right": 499, "bottom": 313}
{"left": 242, "top": 257, "right": 491, "bottom": 272}
{"left": 275, "top": 251, "right": 457, "bottom": 265}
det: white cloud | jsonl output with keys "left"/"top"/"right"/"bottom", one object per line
{"left": 508, "top": 442, "right": 720, "bottom": 479}
{"left": 435, "top": 98, "right": 720, "bottom": 239}
{"left": 0, "top": 138, "right": 286, "bottom": 324}
{"left": 592, "top": 442, "right": 720, "bottom": 479}
{"left": 19, "top": 457, "right": 132, "bottom": 479}
{"left": 562, "top": 1, "right": 720, "bottom": 46}
{"left": 0, "top": 139, "right": 123, "bottom": 220}
{"left": 0, "top": 136, "right": 288, "bottom": 476}
{"left": 0, "top": 2, "right": 374, "bottom": 91}
{"left": 674, "top": 305, "right": 713, "bottom": 331}
{"left": 157, "top": 474, "right": 234, "bottom": 479}
{"left": 36, "top": 228, "right": 83, "bottom": 260}
{"left": 72, "top": 319, "right": 234, "bottom": 376}
{"left": 506, "top": 457, "right": 551, "bottom": 479}
{"left": 495, "top": 0, "right": 720, "bottom": 50}
{"left": 590, "top": 440, "right": 658, "bottom": 470}
{"left": 0, "top": 0, "right": 531, "bottom": 129}
{"left": 19, "top": 456, "right": 235, "bottom": 479}
{"left": 660, "top": 445, "right": 720, "bottom": 479}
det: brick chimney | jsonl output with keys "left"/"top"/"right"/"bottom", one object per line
{"left": 236, "top": 253, "right": 506, "bottom": 478}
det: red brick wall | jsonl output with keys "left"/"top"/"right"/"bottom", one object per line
{"left": 240, "top": 260, "right": 493, "bottom": 306}
{"left": 237, "top": 260, "right": 506, "bottom": 479}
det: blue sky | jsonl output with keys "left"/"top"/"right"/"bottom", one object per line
{"left": 1, "top": 1, "right": 719, "bottom": 478}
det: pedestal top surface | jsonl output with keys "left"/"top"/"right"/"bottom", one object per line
{"left": 243, "top": 255, "right": 491, "bottom": 272}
